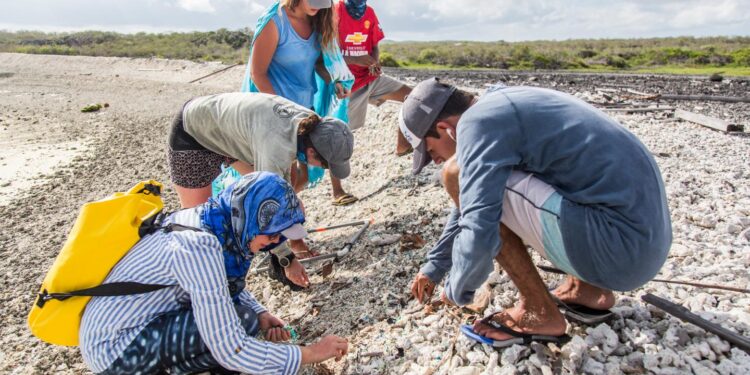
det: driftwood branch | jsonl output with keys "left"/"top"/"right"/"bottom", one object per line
{"left": 537, "top": 265, "right": 750, "bottom": 293}
{"left": 621, "top": 88, "right": 750, "bottom": 104}
{"left": 659, "top": 94, "right": 750, "bottom": 104}
{"left": 642, "top": 294, "right": 750, "bottom": 354}
{"left": 675, "top": 109, "right": 744, "bottom": 132}
{"left": 603, "top": 107, "right": 675, "bottom": 113}
{"left": 188, "top": 63, "right": 242, "bottom": 84}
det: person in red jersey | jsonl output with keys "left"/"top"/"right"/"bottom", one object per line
{"left": 336, "top": 0, "right": 413, "bottom": 157}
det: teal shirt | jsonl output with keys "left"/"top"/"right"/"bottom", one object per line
{"left": 421, "top": 85, "right": 672, "bottom": 305}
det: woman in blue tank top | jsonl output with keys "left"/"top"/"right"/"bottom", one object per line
{"left": 249, "top": 0, "right": 347, "bottom": 108}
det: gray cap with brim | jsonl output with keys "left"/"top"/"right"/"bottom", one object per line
{"left": 281, "top": 223, "right": 307, "bottom": 240}
{"left": 308, "top": 0, "right": 333, "bottom": 9}
{"left": 309, "top": 118, "right": 354, "bottom": 179}
{"left": 398, "top": 77, "right": 456, "bottom": 175}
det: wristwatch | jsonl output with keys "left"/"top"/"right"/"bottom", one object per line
{"left": 278, "top": 253, "right": 296, "bottom": 268}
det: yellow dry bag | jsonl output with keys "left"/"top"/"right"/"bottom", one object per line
{"left": 28, "top": 181, "right": 167, "bottom": 346}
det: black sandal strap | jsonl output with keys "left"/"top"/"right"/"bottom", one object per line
{"left": 481, "top": 312, "right": 534, "bottom": 343}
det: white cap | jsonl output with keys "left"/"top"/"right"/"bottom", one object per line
{"left": 281, "top": 223, "right": 307, "bottom": 240}
{"left": 308, "top": 0, "right": 333, "bottom": 9}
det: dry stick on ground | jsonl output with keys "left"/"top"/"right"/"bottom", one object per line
{"left": 603, "top": 107, "right": 676, "bottom": 113}
{"left": 537, "top": 265, "right": 750, "bottom": 293}
{"left": 642, "top": 293, "right": 750, "bottom": 354}
{"left": 622, "top": 88, "right": 750, "bottom": 104}
{"left": 188, "top": 63, "right": 242, "bottom": 84}
{"left": 660, "top": 94, "right": 750, "bottom": 104}
{"left": 624, "top": 88, "right": 655, "bottom": 98}
{"left": 675, "top": 109, "right": 745, "bottom": 132}
{"left": 358, "top": 351, "right": 384, "bottom": 358}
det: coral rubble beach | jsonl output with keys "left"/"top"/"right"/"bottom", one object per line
{"left": 0, "top": 53, "right": 748, "bottom": 374}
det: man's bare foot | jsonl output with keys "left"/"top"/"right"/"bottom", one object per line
{"left": 395, "top": 144, "right": 413, "bottom": 157}
{"left": 396, "top": 129, "right": 412, "bottom": 156}
{"left": 551, "top": 276, "right": 615, "bottom": 310}
{"left": 473, "top": 303, "right": 567, "bottom": 341}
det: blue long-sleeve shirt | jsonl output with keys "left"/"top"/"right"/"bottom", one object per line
{"left": 420, "top": 85, "right": 672, "bottom": 306}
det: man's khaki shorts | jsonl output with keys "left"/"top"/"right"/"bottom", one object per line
{"left": 347, "top": 75, "right": 406, "bottom": 130}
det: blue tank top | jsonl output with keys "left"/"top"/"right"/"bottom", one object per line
{"left": 268, "top": 8, "right": 320, "bottom": 108}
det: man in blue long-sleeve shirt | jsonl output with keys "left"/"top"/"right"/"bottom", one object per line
{"left": 400, "top": 78, "right": 671, "bottom": 344}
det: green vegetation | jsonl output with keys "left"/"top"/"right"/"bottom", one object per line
{"left": 0, "top": 29, "right": 252, "bottom": 63}
{"left": 380, "top": 37, "right": 750, "bottom": 75}
{"left": 1, "top": 30, "right": 749, "bottom": 75}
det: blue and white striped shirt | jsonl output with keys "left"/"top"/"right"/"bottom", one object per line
{"left": 80, "top": 208, "right": 301, "bottom": 374}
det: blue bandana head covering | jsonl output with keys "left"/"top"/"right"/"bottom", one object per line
{"left": 201, "top": 172, "right": 305, "bottom": 281}
{"left": 345, "top": 0, "right": 367, "bottom": 20}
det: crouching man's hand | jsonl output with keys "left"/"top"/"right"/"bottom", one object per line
{"left": 258, "top": 312, "right": 291, "bottom": 342}
{"left": 410, "top": 272, "right": 435, "bottom": 304}
{"left": 284, "top": 258, "right": 310, "bottom": 288}
{"left": 440, "top": 290, "right": 456, "bottom": 307}
{"left": 301, "top": 335, "right": 349, "bottom": 364}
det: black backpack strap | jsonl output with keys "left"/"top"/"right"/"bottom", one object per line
{"left": 36, "top": 282, "right": 171, "bottom": 308}
{"left": 36, "top": 220, "right": 215, "bottom": 309}
{"left": 163, "top": 223, "right": 204, "bottom": 233}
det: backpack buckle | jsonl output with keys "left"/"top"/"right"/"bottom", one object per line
{"left": 137, "top": 183, "right": 162, "bottom": 196}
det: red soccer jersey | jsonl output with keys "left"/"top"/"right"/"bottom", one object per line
{"left": 336, "top": 3, "right": 385, "bottom": 92}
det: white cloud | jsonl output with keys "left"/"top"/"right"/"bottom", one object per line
{"left": 177, "top": 0, "right": 216, "bottom": 13}
{"left": 375, "top": 0, "right": 750, "bottom": 41}
{"left": 0, "top": 0, "right": 747, "bottom": 41}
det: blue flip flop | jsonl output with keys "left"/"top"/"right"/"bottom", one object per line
{"left": 461, "top": 316, "right": 569, "bottom": 348}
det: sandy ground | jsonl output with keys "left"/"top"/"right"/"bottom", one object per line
{"left": 0, "top": 53, "right": 748, "bottom": 374}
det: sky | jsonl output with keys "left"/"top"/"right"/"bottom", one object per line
{"left": 0, "top": 0, "right": 748, "bottom": 41}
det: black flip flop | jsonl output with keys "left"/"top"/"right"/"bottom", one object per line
{"left": 549, "top": 294, "right": 614, "bottom": 325}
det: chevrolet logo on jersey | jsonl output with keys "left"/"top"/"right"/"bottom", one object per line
{"left": 345, "top": 32, "right": 368, "bottom": 45}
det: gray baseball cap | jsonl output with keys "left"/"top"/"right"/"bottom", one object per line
{"left": 398, "top": 77, "right": 456, "bottom": 175}
{"left": 309, "top": 118, "right": 354, "bottom": 179}
{"left": 308, "top": 0, "right": 333, "bottom": 9}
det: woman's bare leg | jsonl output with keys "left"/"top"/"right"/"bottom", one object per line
{"left": 175, "top": 185, "right": 213, "bottom": 208}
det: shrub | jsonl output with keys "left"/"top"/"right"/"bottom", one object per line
{"left": 605, "top": 55, "right": 629, "bottom": 68}
{"left": 732, "top": 48, "right": 750, "bottom": 66}
{"left": 379, "top": 52, "right": 399, "bottom": 67}
{"left": 417, "top": 48, "right": 439, "bottom": 64}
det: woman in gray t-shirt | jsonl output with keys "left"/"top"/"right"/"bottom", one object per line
{"left": 166, "top": 92, "right": 354, "bottom": 288}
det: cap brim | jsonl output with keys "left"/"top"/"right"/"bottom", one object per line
{"left": 308, "top": 0, "right": 332, "bottom": 8}
{"left": 329, "top": 161, "right": 351, "bottom": 179}
{"left": 411, "top": 141, "right": 431, "bottom": 175}
{"left": 281, "top": 223, "right": 307, "bottom": 240}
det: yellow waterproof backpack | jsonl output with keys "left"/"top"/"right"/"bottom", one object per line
{"left": 28, "top": 181, "right": 173, "bottom": 346}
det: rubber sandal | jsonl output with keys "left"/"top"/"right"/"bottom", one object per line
{"left": 396, "top": 145, "right": 413, "bottom": 157}
{"left": 292, "top": 249, "right": 320, "bottom": 260}
{"left": 332, "top": 193, "right": 358, "bottom": 206}
{"left": 549, "top": 293, "right": 614, "bottom": 325}
{"left": 461, "top": 314, "right": 569, "bottom": 348}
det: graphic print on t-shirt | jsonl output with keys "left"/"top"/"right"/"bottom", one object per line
{"left": 344, "top": 32, "right": 368, "bottom": 46}
{"left": 337, "top": 4, "right": 385, "bottom": 92}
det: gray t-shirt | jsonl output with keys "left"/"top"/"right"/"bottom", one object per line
{"left": 182, "top": 93, "right": 314, "bottom": 182}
